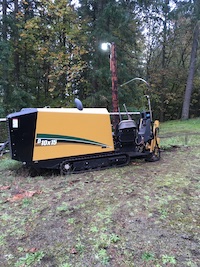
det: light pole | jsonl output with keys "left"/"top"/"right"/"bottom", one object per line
{"left": 120, "top": 77, "right": 150, "bottom": 88}
{"left": 101, "top": 42, "right": 119, "bottom": 128}
{"left": 120, "top": 77, "right": 153, "bottom": 122}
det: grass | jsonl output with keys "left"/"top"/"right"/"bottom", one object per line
{"left": 0, "top": 158, "right": 21, "bottom": 171}
{"left": 0, "top": 151, "right": 199, "bottom": 266}
{"left": 14, "top": 251, "right": 45, "bottom": 267}
{"left": 0, "top": 118, "right": 200, "bottom": 266}
{"left": 160, "top": 117, "right": 200, "bottom": 148}
{"left": 160, "top": 118, "right": 200, "bottom": 134}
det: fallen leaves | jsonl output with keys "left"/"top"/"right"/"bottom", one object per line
{"left": 0, "top": 185, "right": 11, "bottom": 190}
{"left": 70, "top": 247, "right": 78, "bottom": 254}
{"left": 6, "top": 190, "right": 42, "bottom": 202}
{"left": 27, "top": 247, "right": 38, "bottom": 253}
{"left": 1, "top": 183, "right": 42, "bottom": 203}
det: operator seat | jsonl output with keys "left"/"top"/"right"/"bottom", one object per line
{"left": 116, "top": 119, "right": 137, "bottom": 143}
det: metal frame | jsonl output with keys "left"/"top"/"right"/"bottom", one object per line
{"left": 0, "top": 118, "right": 7, "bottom": 146}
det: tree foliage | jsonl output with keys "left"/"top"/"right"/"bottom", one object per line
{"left": 0, "top": 0, "right": 199, "bottom": 120}
{"left": 0, "top": 0, "right": 87, "bottom": 114}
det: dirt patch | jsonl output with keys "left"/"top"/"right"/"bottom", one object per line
{"left": 0, "top": 146, "right": 200, "bottom": 266}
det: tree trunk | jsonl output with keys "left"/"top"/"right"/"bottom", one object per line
{"left": 181, "top": 22, "right": 200, "bottom": 120}
{"left": 14, "top": 0, "right": 20, "bottom": 83}
{"left": 2, "top": 0, "right": 9, "bottom": 113}
{"left": 160, "top": 0, "right": 169, "bottom": 122}
{"left": 2, "top": 0, "right": 7, "bottom": 41}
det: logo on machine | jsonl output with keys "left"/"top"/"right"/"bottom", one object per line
{"left": 35, "top": 133, "right": 109, "bottom": 148}
{"left": 36, "top": 138, "right": 57, "bottom": 146}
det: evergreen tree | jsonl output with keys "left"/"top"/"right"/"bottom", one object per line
{"left": 78, "top": 0, "right": 145, "bottom": 111}
{"left": 0, "top": 0, "right": 199, "bottom": 120}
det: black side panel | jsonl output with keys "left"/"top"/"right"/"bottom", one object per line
{"left": 7, "top": 109, "right": 37, "bottom": 162}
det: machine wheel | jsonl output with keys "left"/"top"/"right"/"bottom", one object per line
{"left": 147, "top": 146, "right": 161, "bottom": 162}
{"left": 146, "top": 142, "right": 160, "bottom": 162}
{"left": 146, "top": 126, "right": 160, "bottom": 162}
{"left": 60, "top": 161, "right": 74, "bottom": 175}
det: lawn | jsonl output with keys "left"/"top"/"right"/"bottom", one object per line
{"left": 160, "top": 118, "right": 200, "bottom": 135}
{"left": 0, "top": 118, "right": 200, "bottom": 267}
{"left": 160, "top": 118, "right": 200, "bottom": 148}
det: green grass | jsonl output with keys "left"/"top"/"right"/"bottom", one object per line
{"left": 160, "top": 118, "right": 200, "bottom": 135}
{"left": 0, "top": 157, "right": 21, "bottom": 171}
{"left": 14, "top": 251, "right": 45, "bottom": 267}
{"left": 0, "top": 139, "right": 199, "bottom": 266}
{"left": 160, "top": 118, "right": 200, "bottom": 149}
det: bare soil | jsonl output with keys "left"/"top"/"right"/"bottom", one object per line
{"left": 0, "top": 146, "right": 200, "bottom": 267}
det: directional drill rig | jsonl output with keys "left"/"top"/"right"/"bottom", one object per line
{"left": 6, "top": 97, "right": 160, "bottom": 174}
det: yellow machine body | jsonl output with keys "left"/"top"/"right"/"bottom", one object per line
{"left": 33, "top": 108, "right": 114, "bottom": 161}
{"left": 7, "top": 104, "right": 160, "bottom": 173}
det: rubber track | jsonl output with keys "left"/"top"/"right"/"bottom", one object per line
{"left": 60, "top": 152, "right": 130, "bottom": 174}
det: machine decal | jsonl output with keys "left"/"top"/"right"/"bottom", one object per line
{"left": 12, "top": 118, "right": 19, "bottom": 128}
{"left": 36, "top": 133, "right": 109, "bottom": 148}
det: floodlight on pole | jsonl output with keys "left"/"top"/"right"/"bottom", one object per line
{"left": 101, "top": 42, "right": 111, "bottom": 51}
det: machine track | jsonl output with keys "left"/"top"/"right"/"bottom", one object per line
{"left": 60, "top": 152, "right": 130, "bottom": 175}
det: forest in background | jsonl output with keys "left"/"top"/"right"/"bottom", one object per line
{"left": 0, "top": 0, "right": 200, "bottom": 121}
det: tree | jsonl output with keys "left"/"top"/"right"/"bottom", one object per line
{"left": 13, "top": 0, "right": 20, "bottom": 83}
{"left": 0, "top": 0, "right": 13, "bottom": 114}
{"left": 181, "top": 0, "right": 200, "bottom": 119}
{"left": 0, "top": 0, "right": 199, "bottom": 120}
{"left": 141, "top": 0, "right": 176, "bottom": 121}
{"left": 78, "top": 0, "right": 144, "bottom": 111}
{"left": 139, "top": 0, "right": 200, "bottom": 121}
